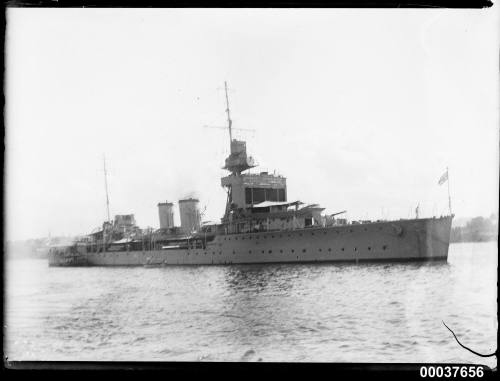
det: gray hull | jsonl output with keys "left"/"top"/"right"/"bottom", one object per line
{"left": 48, "top": 216, "right": 452, "bottom": 267}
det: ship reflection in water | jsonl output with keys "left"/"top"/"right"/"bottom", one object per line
{"left": 6, "top": 242, "right": 496, "bottom": 365}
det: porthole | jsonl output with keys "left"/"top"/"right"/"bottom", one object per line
{"left": 349, "top": 229, "right": 353, "bottom": 233}
{"left": 319, "top": 248, "right": 322, "bottom": 252}
{"left": 368, "top": 247, "right": 371, "bottom": 251}
{"left": 299, "top": 233, "right": 303, "bottom": 237}
{"left": 383, "top": 245, "right": 388, "bottom": 250}
{"left": 302, "top": 249, "right": 306, "bottom": 253}
{"left": 328, "top": 248, "right": 332, "bottom": 252}
{"left": 268, "top": 250, "right": 272, "bottom": 254}
{"left": 341, "top": 248, "right": 345, "bottom": 251}
{"left": 280, "top": 249, "right": 283, "bottom": 253}
{"left": 354, "top": 247, "right": 357, "bottom": 251}
{"left": 271, "top": 235, "right": 275, "bottom": 238}
{"left": 311, "top": 233, "right": 314, "bottom": 236}
{"left": 291, "top": 249, "right": 295, "bottom": 253}
{"left": 261, "top": 250, "right": 264, "bottom": 254}
{"left": 249, "top": 250, "right": 252, "bottom": 254}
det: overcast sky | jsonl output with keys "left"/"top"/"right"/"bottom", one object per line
{"left": 5, "top": 8, "right": 499, "bottom": 241}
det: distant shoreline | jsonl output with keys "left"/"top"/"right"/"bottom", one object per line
{"left": 6, "top": 214, "right": 497, "bottom": 259}
{"left": 450, "top": 214, "right": 498, "bottom": 244}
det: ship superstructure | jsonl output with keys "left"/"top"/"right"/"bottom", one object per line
{"left": 48, "top": 83, "right": 453, "bottom": 267}
{"left": 219, "top": 81, "right": 327, "bottom": 235}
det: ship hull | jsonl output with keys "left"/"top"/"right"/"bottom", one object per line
{"left": 48, "top": 216, "right": 452, "bottom": 267}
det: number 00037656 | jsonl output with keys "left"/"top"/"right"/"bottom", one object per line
{"left": 419, "top": 366, "right": 484, "bottom": 378}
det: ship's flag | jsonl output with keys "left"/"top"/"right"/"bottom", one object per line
{"left": 438, "top": 170, "right": 448, "bottom": 186}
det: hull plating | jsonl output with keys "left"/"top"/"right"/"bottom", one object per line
{"left": 48, "top": 216, "right": 452, "bottom": 267}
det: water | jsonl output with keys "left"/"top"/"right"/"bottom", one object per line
{"left": 4, "top": 242, "right": 497, "bottom": 366}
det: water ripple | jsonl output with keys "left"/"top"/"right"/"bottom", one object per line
{"left": 4, "top": 242, "right": 497, "bottom": 366}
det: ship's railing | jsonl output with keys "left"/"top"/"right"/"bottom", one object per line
{"left": 82, "top": 236, "right": 208, "bottom": 253}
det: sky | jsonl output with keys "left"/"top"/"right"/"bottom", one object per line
{"left": 5, "top": 8, "right": 499, "bottom": 241}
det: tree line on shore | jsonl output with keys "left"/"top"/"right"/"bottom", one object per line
{"left": 450, "top": 214, "right": 498, "bottom": 243}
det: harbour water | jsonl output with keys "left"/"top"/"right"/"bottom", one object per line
{"left": 4, "top": 242, "right": 497, "bottom": 366}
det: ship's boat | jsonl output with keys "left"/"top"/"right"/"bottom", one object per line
{"left": 49, "top": 83, "right": 453, "bottom": 267}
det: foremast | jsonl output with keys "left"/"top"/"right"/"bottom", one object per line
{"left": 218, "top": 83, "right": 288, "bottom": 232}
{"left": 221, "top": 82, "right": 256, "bottom": 175}
{"left": 220, "top": 82, "right": 257, "bottom": 221}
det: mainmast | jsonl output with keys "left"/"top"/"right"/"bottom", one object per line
{"left": 103, "top": 155, "right": 111, "bottom": 222}
{"left": 224, "top": 81, "right": 233, "bottom": 147}
{"left": 447, "top": 167, "right": 452, "bottom": 216}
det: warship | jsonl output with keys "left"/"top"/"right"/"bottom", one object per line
{"left": 48, "top": 83, "right": 453, "bottom": 267}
